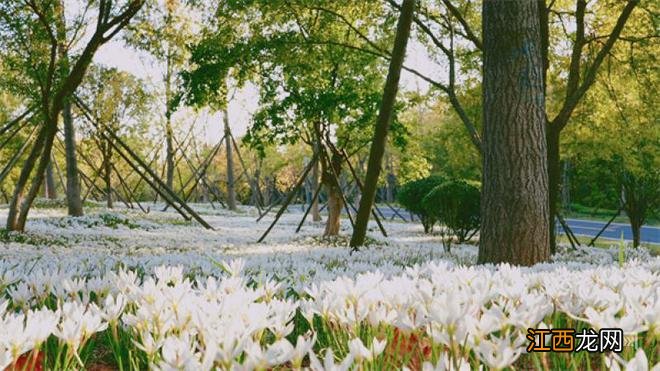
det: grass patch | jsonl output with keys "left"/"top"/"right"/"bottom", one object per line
{"left": 0, "top": 228, "right": 66, "bottom": 246}
{"left": 557, "top": 234, "right": 660, "bottom": 256}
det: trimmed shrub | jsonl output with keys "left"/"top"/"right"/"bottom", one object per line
{"left": 423, "top": 179, "right": 480, "bottom": 251}
{"left": 397, "top": 175, "right": 445, "bottom": 233}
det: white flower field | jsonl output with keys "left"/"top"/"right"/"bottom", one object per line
{"left": 0, "top": 204, "right": 658, "bottom": 370}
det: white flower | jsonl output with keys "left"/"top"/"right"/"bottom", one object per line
{"left": 309, "top": 348, "right": 353, "bottom": 371}
{"left": 347, "top": 337, "right": 386, "bottom": 362}
{"left": 420, "top": 353, "right": 475, "bottom": 371}
{"left": 99, "top": 293, "right": 126, "bottom": 323}
{"left": 290, "top": 334, "right": 315, "bottom": 368}
{"left": 474, "top": 334, "right": 523, "bottom": 369}
{"left": 264, "top": 338, "right": 294, "bottom": 366}
{"left": 158, "top": 335, "right": 201, "bottom": 371}
{"left": 0, "top": 346, "right": 12, "bottom": 370}
{"left": 606, "top": 348, "right": 660, "bottom": 371}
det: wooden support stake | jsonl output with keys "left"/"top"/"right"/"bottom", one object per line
{"left": 0, "top": 125, "right": 38, "bottom": 185}
{"left": 0, "top": 106, "right": 34, "bottom": 137}
{"left": 257, "top": 152, "right": 318, "bottom": 243}
{"left": 230, "top": 132, "right": 264, "bottom": 211}
{"left": 75, "top": 97, "right": 214, "bottom": 229}
{"left": 588, "top": 209, "right": 622, "bottom": 246}
{"left": 342, "top": 150, "right": 388, "bottom": 237}
{"left": 296, "top": 169, "right": 323, "bottom": 233}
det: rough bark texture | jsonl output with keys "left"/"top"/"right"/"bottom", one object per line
{"left": 546, "top": 126, "right": 560, "bottom": 252}
{"left": 44, "top": 159, "right": 57, "bottom": 199}
{"left": 350, "top": 0, "right": 415, "bottom": 247}
{"left": 322, "top": 153, "right": 343, "bottom": 236}
{"left": 478, "top": 0, "right": 550, "bottom": 266}
{"left": 223, "top": 109, "right": 237, "bottom": 211}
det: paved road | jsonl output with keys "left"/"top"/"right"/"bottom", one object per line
{"left": 561, "top": 218, "right": 659, "bottom": 244}
{"left": 285, "top": 203, "right": 659, "bottom": 244}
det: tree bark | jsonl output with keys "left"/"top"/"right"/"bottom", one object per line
{"left": 478, "top": 0, "right": 550, "bottom": 266}
{"left": 311, "top": 143, "right": 321, "bottom": 222}
{"left": 350, "top": 0, "right": 415, "bottom": 247}
{"left": 5, "top": 0, "right": 144, "bottom": 231}
{"left": 62, "top": 101, "right": 83, "bottom": 216}
{"left": 631, "top": 220, "right": 641, "bottom": 248}
{"left": 56, "top": 0, "right": 83, "bottom": 216}
{"left": 322, "top": 152, "right": 343, "bottom": 236}
{"left": 44, "top": 158, "right": 57, "bottom": 199}
{"left": 7, "top": 120, "right": 58, "bottom": 231}
{"left": 223, "top": 109, "right": 237, "bottom": 210}
{"left": 103, "top": 138, "right": 113, "bottom": 208}
{"left": 547, "top": 125, "right": 560, "bottom": 253}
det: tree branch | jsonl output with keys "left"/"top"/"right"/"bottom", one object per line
{"left": 552, "top": 0, "right": 639, "bottom": 130}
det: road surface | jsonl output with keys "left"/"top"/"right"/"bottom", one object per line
{"left": 286, "top": 204, "right": 659, "bottom": 244}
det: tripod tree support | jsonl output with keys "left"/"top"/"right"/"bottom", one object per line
{"left": 258, "top": 152, "right": 318, "bottom": 243}
{"left": 0, "top": 106, "right": 34, "bottom": 137}
{"left": 557, "top": 214, "right": 581, "bottom": 250}
{"left": 0, "top": 125, "right": 38, "bottom": 185}
{"left": 295, "top": 181, "right": 323, "bottom": 233}
{"left": 74, "top": 96, "right": 214, "bottom": 230}
{"left": 342, "top": 150, "right": 387, "bottom": 237}
{"left": 588, "top": 209, "right": 622, "bottom": 246}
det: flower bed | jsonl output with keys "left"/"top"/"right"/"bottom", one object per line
{"left": 0, "top": 207, "right": 658, "bottom": 370}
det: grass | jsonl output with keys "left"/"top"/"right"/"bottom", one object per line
{"left": 556, "top": 234, "right": 660, "bottom": 256}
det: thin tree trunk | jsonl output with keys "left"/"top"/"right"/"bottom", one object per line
{"left": 311, "top": 143, "right": 321, "bottom": 222}
{"left": 324, "top": 187, "right": 342, "bottom": 236}
{"left": 478, "top": 0, "right": 550, "bottom": 266}
{"left": 631, "top": 221, "right": 641, "bottom": 248}
{"left": 223, "top": 109, "right": 237, "bottom": 210}
{"left": 350, "top": 0, "right": 415, "bottom": 248}
{"left": 44, "top": 159, "right": 57, "bottom": 199}
{"left": 63, "top": 101, "right": 83, "bottom": 216}
{"left": 8, "top": 120, "right": 58, "bottom": 231}
{"left": 322, "top": 153, "right": 343, "bottom": 236}
{"left": 56, "top": 0, "right": 83, "bottom": 216}
{"left": 7, "top": 124, "right": 50, "bottom": 230}
{"left": 104, "top": 139, "right": 113, "bottom": 208}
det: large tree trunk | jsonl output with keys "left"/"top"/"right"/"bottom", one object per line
{"left": 62, "top": 101, "right": 83, "bottom": 216}
{"left": 44, "top": 159, "right": 57, "bottom": 199}
{"left": 223, "top": 109, "right": 237, "bottom": 211}
{"left": 547, "top": 126, "right": 560, "bottom": 254}
{"left": 322, "top": 153, "right": 343, "bottom": 236}
{"left": 478, "top": 0, "right": 550, "bottom": 266}
{"left": 350, "top": 0, "right": 415, "bottom": 247}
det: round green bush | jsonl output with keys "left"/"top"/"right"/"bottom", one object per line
{"left": 397, "top": 175, "right": 445, "bottom": 233}
{"left": 423, "top": 179, "right": 480, "bottom": 250}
